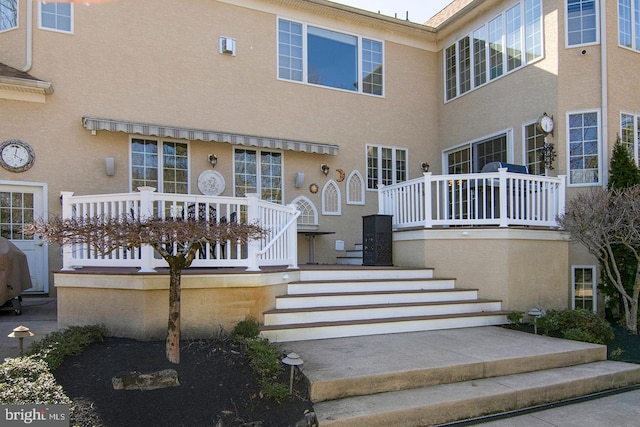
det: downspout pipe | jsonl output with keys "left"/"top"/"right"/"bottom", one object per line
{"left": 600, "top": 0, "right": 608, "bottom": 188}
{"left": 20, "top": 0, "right": 33, "bottom": 72}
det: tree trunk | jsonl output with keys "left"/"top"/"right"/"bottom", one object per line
{"left": 166, "top": 265, "right": 182, "bottom": 364}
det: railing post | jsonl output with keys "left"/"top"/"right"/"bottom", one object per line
{"left": 60, "top": 191, "right": 75, "bottom": 271}
{"left": 137, "top": 187, "right": 157, "bottom": 273}
{"left": 377, "top": 184, "right": 386, "bottom": 214}
{"left": 423, "top": 172, "right": 433, "bottom": 228}
{"left": 498, "top": 168, "right": 508, "bottom": 227}
{"left": 287, "top": 203, "right": 299, "bottom": 269}
{"left": 557, "top": 175, "right": 567, "bottom": 223}
{"left": 245, "top": 193, "right": 261, "bottom": 271}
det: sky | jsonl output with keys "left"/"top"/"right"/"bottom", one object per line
{"left": 330, "top": 0, "right": 455, "bottom": 24}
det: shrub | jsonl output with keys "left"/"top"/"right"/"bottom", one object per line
{"left": 27, "top": 325, "right": 107, "bottom": 371}
{"left": 0, "top": 355, "right": 71, "bottom": 404}
{"left": 232, "top": 317, "right": 261, "bottom": 341}
{"left": 537, "top": 309, "right": 614, "bottom": 345}
{"left": 507, "top": 311, "right": 523, "bottom": 325}
{"left": 247, "top": 338, "right": 284, "bottom": 380}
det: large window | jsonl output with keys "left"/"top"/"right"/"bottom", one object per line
{"left": 619, "top": 0, "right": 640, "bottom": 50}
{"left": 568, "top": 111, "right": 600, "bottom": 185}
{"left": 445, "top": 134, "right": 508, "bottom": 174}
{"left": 572, "top": 266, "right": 597, "bottom": 311}
{"left": 524, "top": 122, "right": 546, "bottom": 175}
{"left": 621, "top": 112, "right": 640, "bottom": 165}
{"left": 366, "top": 145, "right": 407, "bottom": 189}
{"left": 278, "top": 19, "right": 384, "bottom": 96}
{"left": 234, "top": 149, "right": 282, "bottom": 203}
{"left": 445, "top": 0, "right": 543, "bottom": 101}
{"left": 566, "top": 0, "right": 598, "bottom": 46}
{"left": 0, "top": 0, "right": 17, "bottom": 32}
{"left": 39, "top": 1, "right": 72, "bottom": 33}
{"left": 131, "top": 139, "right": 189, "bottom": 194}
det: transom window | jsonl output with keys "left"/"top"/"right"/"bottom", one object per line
{"left": 619, "top": 0, "right": 640, "bottom": 51}
{"left": 0, "top": 0, "right": 17, "bottom": 31}
{"left": 621, "top": 112, "right": 640, "bottom": 165}
{"left": 524, "top": 122, "right": 546, "bottom": 175}
{"left": 131, "top": 138, "right": 189, "bottom": 194}
{"left": 234, "top": 149, "right": 282, "bottom": 203}
{"left": 278, "top": 18, "right": 384, "bottom": 96}
{"left": 366, "top": 145, "right": 407, "bottom": 189}
{"left": 568, "top": 111, "right": 600, "bottom": 185}
{"left": 566, "top": 0, "right": 598, "bottom": 46}
{"left": 444, "top": 0, "right": 543, "bottom": 101}
{"left": 39, "top": 1, "right": 72, "bottom": 33}
{"left": 445, "top": 134, "right": 508, "bottom": 174}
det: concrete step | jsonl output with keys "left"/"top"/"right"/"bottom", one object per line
{"left": 264, "top": 299, "right": 502, "bottom": 325}
{"left": 260, "top": 311, "right": 508, "bottom": 342}
{"left": 312, "top": 361, "right": 640, "bottom": 426}
{"left": 298, "top": 268, "right": 434, "bottom": 282}
{"left": 286, "top": 278, "right": 456, "bottom": 295}
{"left": 274, "top": 288, "right": 480, "bottom": 309}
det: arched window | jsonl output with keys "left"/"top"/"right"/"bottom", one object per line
{"left": 346, "top": 170, "right": 365, "bottom": 205}
{"left": 291, "top": 196, "right": 318, "bottom": 229}
{"left": 322, "top": 180, "right": 341, "bottom": 215}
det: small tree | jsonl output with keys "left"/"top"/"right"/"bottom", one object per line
{"left": 27, "top": 214, "right": 265, "bottom": 364}
{"left": 558, "top": 186, "right": 640, "bottom": 334}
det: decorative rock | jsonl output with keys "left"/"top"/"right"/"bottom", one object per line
{"left": 112, "top": 369, "right": 180, "bottom": 390}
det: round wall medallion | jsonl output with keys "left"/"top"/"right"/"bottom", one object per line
{"left": 0, "top": 139, "right": 35, "bottom": 173}
{"left": 309, "top": 183, "right": 319, "bottom": 194}
{"left": 197, "top": 170, "right": 225, "bottom": 195}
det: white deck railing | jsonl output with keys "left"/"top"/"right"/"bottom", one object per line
{"left": 60, "top": 187, "right": 299, "bottom": 271}
{"left": 378, "top": 170, "right": 566, "bottom": 229}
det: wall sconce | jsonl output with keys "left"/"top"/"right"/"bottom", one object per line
{"left": 105, "top": 157, "right": 115, "bottom": 176}
{"left": 208, "top": 154, "right": 217, "bottom": 168}
{"left": 320, "top": 164, "right": 329, "bottom": 176}
{"left": 294, "top": 172, "right": 305, "bottom": 188}
{"left": 420, "top": 162, "right": 430, "bottom": 172}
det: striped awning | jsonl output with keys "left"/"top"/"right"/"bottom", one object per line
{"left": 82, "top": 116, "right": 339, "bottom": 156}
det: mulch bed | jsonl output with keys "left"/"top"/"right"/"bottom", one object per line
{"left": 53, "top": 337, "right": 314, "bottom": 427}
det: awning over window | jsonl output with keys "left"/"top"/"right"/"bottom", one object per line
{"left": 82, "top": 116, "right": 339, "bottom": 156}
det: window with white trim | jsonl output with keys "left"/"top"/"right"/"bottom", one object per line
{"left": 234, "top": 148, "right": 282, "bottom": 203}
{"left": 278, "top": 18, "right": 384, "bottom": 96}
{"left": 346, "top": 170, "right": 365, "bottom": 205}
{"left": 322, "top": 180, "right": 341, "bottom": 215}
{"left": 572, "top": 265, "right": 597, "bottom": 311}
{"left": 39, "top": 1, "right": 72, "bottom": 33}
{"left": 291, "top": 196, "right": 318, "bottom": 229}
{"left": 445, "top": 133, "right": 509, "bottom": 174}
{"left": 566, "top": 0, "right": 598, "bottom": 46}
{"left": 131, "top": 138, "right": 189, "bottom": 194}
{"left": 366, "top": 145, "right": 407, "bottom": 189}
{"left": 618, "top": 0, "right": 640, "bottom": 50}
{"left": 524, "top": 122, "right": 546, "bottom": 175}
{"left": 0, "top": 0, "right": 17, "bottom": 31}
{"left": 568, "top": 111, "right": 600, "bottom": 185}
{"left": 444, "top": 0, "right": 543, "bottom": 101}
{"left": 621, "top": 112, "right": 640, "bottom": 165}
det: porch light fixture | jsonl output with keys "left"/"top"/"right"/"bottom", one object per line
{"left": 8, "top": 325, "right": 34, "bottom": 356}
{"left": 420, "top": 162, "right": 430, "bottom": 173}
{"left": 282, "top": 352, "right": 304, "bottom": 394}
{"left": 208, "top": 154, "right": 217, "bottom": 168}
{"left": 320, "top": 164, "right": 329, "bottom": 176}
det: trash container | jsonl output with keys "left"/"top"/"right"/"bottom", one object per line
{"left": 362, "top": 214, "right": 393, "bottom": 266}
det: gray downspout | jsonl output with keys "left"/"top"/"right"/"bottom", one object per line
{"left": 20, "top": 0, "right": 33, "bottom": 72}
{"left": 600, "top": 0, "right": 608, "bottom": 188}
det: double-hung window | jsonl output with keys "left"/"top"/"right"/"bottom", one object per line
{"left": 566, "top": 0, "right": 598, "bottom": 46}
{"left": 234, "top": 149, "right": 282, "bottom": 203}
{"left": 0, "top": 0, "right": 17, "bottom": 32}
{"left": 621, "top": 112, "right": 640, "bottom": 165}
{"left": 131, "top": 139, "right": 189, "bottom": 194}
{"left": 445, "top": 0, "right": 543, "bottom": 101}
{"left": 572, "top": 266, "right": 597, "bottom": 311}
{"left": 567, "top": 111, "right": 600, "bottom": 185}
{"left": 445, "top": 133, "right": 509, "bottom": 174}
{"left": 619, "top": 0, "right": 640, "bottom": 51}
{"left": 39, "top": 1, "right": 72, "bottom": 33}
{"left": 366, "top": 145, "right": 407, "bottom": 189}
{"left": 278, "top": 18, "right": 384, "bottom": 96}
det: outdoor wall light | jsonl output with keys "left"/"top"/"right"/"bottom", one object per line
{"left": 320, "top": 164, "right": 329, "bottom": 176}
{"left": 420, "top": 162, "right": 430, "bottom": 172}
{"left": 208, "top": 154, "right": 217, "bottom": 168}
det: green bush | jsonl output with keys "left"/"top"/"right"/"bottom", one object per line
{"left": 247, "top": 338, "right": 284, "bottom": 380}
{"left": 0, "top": 355, "right": 71, "bottom": 404}
{"left": 27, "top": 325, "right": 107, "bottom": 371}
{"left": 537, "top": 309, "right": 614, "bottom": 345}
{"left": 232, "top": 317, "right": 261, "bottom": 341}
{"left": 507, "top": 311, "right": 523, "bottom": 325}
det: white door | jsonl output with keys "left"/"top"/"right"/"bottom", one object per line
{"left": 0, "top": 183, "right": 47, "bottom": 294}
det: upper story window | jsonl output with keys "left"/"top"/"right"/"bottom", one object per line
{"left": 234, "top": 148, "right": 282, "bottom": 203}
{"left": 0, "top": 0, "right": 17, "bottom": 32}
{"left": 444, "top": 0, "right": 543, "bottom": 101}
{"left": 524, "top": 122, "right": 546, "bottom": 175}
{"left": 567, "top": 110, "right": 600, "bottom": 186}
{"left": 445, "top": 132, "right": 509, "bottom": 174}
{"left": 566, "top": 0, "right": 598, "bottom": 46}
{"left": 621, "top": 112, "right": 640, "bottom": 165}
{"left": 278, "top": 18, "right": 384, "bottom": 96}
{"left": 366, "top": 145, "right": 407, "bottom": 189}
{"left": 39, "top": 1, "right": 72, "bottom": 33}
{"left": 131, "top": 138, "right": 189, "bottom": 194}
{"left": 619, "top": 0, "right": 640, "bottom": 50}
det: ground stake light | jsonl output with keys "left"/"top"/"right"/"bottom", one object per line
{"left": 8, "top": 325, "right": 34, "bottom": 356}
{"left": 282, "top": 352, "right": 304, "bottom": 394}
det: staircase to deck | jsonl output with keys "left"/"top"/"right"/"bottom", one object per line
{"left": 261, "top": 267, "right": 508, "bottom": 343}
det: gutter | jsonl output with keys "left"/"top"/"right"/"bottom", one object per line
{"left": 20, "top": 0, "right": 33, "bottom": 72}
